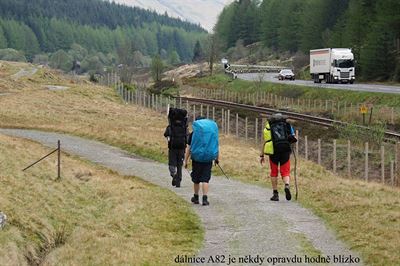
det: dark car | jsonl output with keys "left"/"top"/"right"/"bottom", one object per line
{"left": 278, "top": 69, "right": 295, "bottom": 80}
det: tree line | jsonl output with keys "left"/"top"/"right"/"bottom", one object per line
{"left": 214, "top": 0, "right": 400, "bottom": 81}
{"left": 0, "top": 0, "right": 207, "bottom": 73}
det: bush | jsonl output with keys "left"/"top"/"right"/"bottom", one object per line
{"left": 0, "top": 48, "right": 26, "bottom": 62}
{"left": 148, "top": 80, "right": 178, "bottom": 96}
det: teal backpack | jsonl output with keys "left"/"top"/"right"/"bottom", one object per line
{"left": 191, "top": 119, "right": 219, "bottom": 163}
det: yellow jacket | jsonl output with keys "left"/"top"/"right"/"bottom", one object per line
{"left": 263, "top": 121, "right": 274, "bottom": 155}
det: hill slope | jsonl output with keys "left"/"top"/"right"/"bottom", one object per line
{"left": 110, "top": 0, "right": 232, "bottom": 31}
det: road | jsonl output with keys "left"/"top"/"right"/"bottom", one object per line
{"left": 238, "top": 73, "right": 400, "bottom": 94}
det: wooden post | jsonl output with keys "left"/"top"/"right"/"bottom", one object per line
{"left": 221, "top": 108, "right": 225, "bottom": 133}
{"left": 390, "top": 161, "right": 394, "bottom": 186}
{"left": 236, "top": 113, "right": 239, "bottom": 137}
{"left": 305, "top": 135, "right": 308, "bottom": 160}
{"left": 57, "top": 140, "right": 61, "bottom": 179}
{"left": 255, "top": 118, "right": 258, "bottom": 144}
{"left": 179, "top": 97, "right": 182, "bottom": 108}
{"left": 317, "top": 139, "right": 321, "bottom": 165}
{"left": 325, "top": 100, "right": 328, "bottom": 111}
{"left": 347, "top": 140, "right": 351, "bottom": 178}
{"left": 186, "top": 100, "right": 189, "bottom": 115}
{"left": 381, "top": 145, "right": 385, "bottom": 184}
{"left": 245, "top": 117, "right": 248, "bottom": 140}
{"left": 396, "top": 142, "right": 399, "bottom": 185}
{"left": 365, "top": 142, "right": 369, "bottom": 181}
{"left": 227, "top": 109, "right": 231, "bottom": 135}
{"left": 200, "top": 104, "right": 203, "bottom": 116}
{"left": 391, "top": 107, "right": 394, "bottom": 124}
{"left": 212, "top": 106, "right": 215, "bottom": 121}
{"left": 295, "top": 130, "right": 299, "bottom": 159}
{"left": 206, "top": 105, "right": 210, "bottom": 118}
{"left": 193, "top": 105, "right": 196, "bottom": 121}
{"left": 333, "top": 139, "right": 337, "bottom": 174}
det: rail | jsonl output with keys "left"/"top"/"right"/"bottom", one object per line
{"left": 179, "top": 96, "right": 400, "bottom": 140}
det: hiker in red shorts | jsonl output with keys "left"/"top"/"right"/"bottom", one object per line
{"left": 260, "top": 113, "right": 297, "bottom": 201}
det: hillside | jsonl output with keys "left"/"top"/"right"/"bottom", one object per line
{"left": 214, "top": 0, "right": 400, "bottom": 82}
{"left": 0, "top": 0, "right": 207, "bottom": 71}
{"left": 110, "top": 0, "right": 232, "bottom": 32}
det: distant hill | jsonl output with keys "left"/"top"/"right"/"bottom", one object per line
{"left": 0, "top": 0, "right": 207, "bottom": 70}
{"left": 109, "top": 0, "right": 232, "bottom": 32}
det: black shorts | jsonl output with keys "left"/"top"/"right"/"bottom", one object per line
{"left": 270, "top": 152, "right": 291, "bottom": 165}
{"left": 191, "top": 160, "right": 212, "bottom": 184}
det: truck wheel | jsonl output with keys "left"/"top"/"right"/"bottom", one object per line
{"left": 350, "top": 81, "right": 354, "bottom": 84}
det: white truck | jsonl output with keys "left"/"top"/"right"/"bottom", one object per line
{"left": 310, "top": 48, "right": 355, "bottom": 84}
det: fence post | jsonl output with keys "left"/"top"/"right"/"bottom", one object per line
{"left": 255, "top": 118, "right": 258, "bottom": 144}
{"left": 333, "top": 139, "right": 337, "bottom": 174}
{"left": 179, "top": 97, "right": 182, "bottom": 109}
{"left": 347, "top": 140, "right": 351, "bottom": 177}
{"left": 200, "top": 104, "right": 203, "bottom": 116}
{"left": 305, "top": 135, "right": 308, "bottom": 160}
{"left": 212, "top": 106, "right": 215, "bottom": 121}
{"left": 391, "top": 107, "right": 394, "bottom": 124}
{"left": 227, "top": 109, "right": 230, "bottom": 135}
{"left": 317, "top": 139, "right": 321, "bottom": 165}
{"left": 365, "top": 142, "right": 369, "bottom": 181}
{"left": 221, "top": 108, "right": 225, "bottom": 133}
{"left": 186, "top": 100, "right": 189, "bottom": 114}
{"left": 381, "top": 145, "right": 385, "bottom": 184}
{"left": 236, "top": 113, "right": 239, "bottom": 137}
{"left": 295, "top": 130, "right": 299, "bottom": 159}
{"left": 245, "top": 117, "right": 248, "bottom": 140}
{"left": 390, "top": 161, "right": 394, "bottom": 186}
{"left": 193, "top": 105, "right": 196, "bottom": 121}
{"left": 57, "top": 140, "right": 61, "bottom": 179}
{"left": 396, "top": 142, "right": 399, "bottom": 185}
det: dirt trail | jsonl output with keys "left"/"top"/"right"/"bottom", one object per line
{"left": 0, "top": 129, "right": 363, "bottom": 266}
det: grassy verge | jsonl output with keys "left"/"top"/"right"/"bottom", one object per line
{"left": 188, "top": 74, "right": 400, "bottom": 107}
{"left": 0, "top": 135, "right": 202, "bottom": 265}
{"left": 0, "top": 61, "right": 399, "bottom": 265}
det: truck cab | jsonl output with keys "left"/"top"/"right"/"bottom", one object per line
{"left": 310, "top": 48, "right": 355, "bottom": 84}
{"left": 330, "top": 49, "right": 355, "bottom": 84}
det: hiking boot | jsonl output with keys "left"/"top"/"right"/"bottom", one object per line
{"left": 191, "top": 194, "right": 199, "bottom": 204}
{"left": 202, "top": 195, "right": 209, "bottom": 206}
{"left": 270, "top": 192, "right": 279, "bottom": 201}
{"left": 284, "top": 185, "right": 292, "bottom": 201}
{"left": 175, "top": 180, "right": 181, "bottom": 188}
{"left": 171, "top": 178, "right": 176, "bottom": 186}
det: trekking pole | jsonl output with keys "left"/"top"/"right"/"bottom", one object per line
{"left": 216, "top": 163, "right": 230, "bottom": 180}
{"left": 292, "top": 144, "right": 299, "bottom": 200}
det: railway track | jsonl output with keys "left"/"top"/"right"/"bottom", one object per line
{"left": 179, "top": 96, "right": 400, "bottom": 140}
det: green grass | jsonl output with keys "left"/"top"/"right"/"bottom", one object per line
{"left": 188, "top": 74, "right": 400, "bottom": 107}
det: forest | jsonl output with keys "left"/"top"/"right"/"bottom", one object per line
{"left": 0, "top": 0, "right": 207, "bottom": 72}
{"left": 214, "top": 0, "right": 400, "bottom": 81}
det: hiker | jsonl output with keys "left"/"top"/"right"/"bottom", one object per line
{"left": 260, "top": 113, "right": 297, "bottom": 201}
{"left": 164, "top": 108, "right": 188, "bottom": 188}
{"left": 184, "top": 117, "right": 219, "bottom": 206}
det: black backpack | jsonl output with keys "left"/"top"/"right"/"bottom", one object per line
{"left": 270, "top": 120, "right": 291, "bottom": 153}
{"left": 168, "top": 108, "right": 187, "bottom": 149}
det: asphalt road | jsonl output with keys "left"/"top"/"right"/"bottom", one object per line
{"left": 237, "top": 73, "right": 400, "bottom": 94}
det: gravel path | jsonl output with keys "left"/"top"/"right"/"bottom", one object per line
{"left": 11, "top": 67, "right": 38, "bottom": 81}
{"left": 0, "top": 129, "right": 362, "bottom": 266}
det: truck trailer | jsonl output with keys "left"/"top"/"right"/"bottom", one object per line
{"left": 310, "top": 48, "right": 355, "bottom": 84}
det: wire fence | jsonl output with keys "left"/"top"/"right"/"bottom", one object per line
{"left": 113, "top": 82, "right": 399, "bottom": 187}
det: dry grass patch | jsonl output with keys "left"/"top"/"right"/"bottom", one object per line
{"left": 0, "top": 135, "right": 202, "bottom": 265}
{"left": 1, "top": 62, "right": 399, "bottom": 265}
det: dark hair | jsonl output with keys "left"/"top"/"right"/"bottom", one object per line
{"left": 195, "top": 116, "right": 206, "bottom": 121}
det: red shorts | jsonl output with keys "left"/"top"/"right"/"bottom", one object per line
{"left": 269, "top": 159, "right": 290, "bottom": 177}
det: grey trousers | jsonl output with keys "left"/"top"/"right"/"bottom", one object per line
{"left": 168, "top": 149, "right": 185, "bottom": 182}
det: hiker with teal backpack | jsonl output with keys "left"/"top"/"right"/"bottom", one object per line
{"left": 260, "top": 113, "right": 297, "bottom": 201}
{"left": 184, "top": 117, "right": 219, "bottom": 206}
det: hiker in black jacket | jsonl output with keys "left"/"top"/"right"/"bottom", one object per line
{"left": 164, "top": 108, "right": 188, "bottom": 188}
